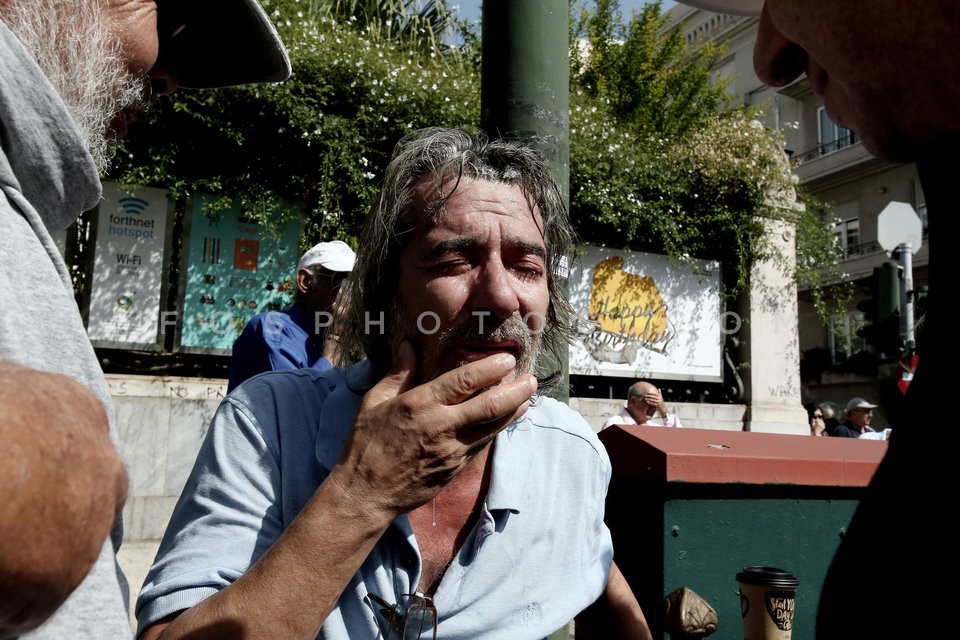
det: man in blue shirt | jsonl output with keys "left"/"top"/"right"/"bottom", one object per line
{"left": 137, "top": 127, "right": 651, "bottom": 640}
{"left": 227, "top": 240, "right": 356, "bottom": 392}
{"left": 830, "top": 397, "right": 877, "bottom": 438}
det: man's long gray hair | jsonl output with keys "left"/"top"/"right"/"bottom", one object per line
{"left": 340, "top": 126, "right": 577, "bottom": 391}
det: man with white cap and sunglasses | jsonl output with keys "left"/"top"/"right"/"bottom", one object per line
{"left": 0, "top": 0, "right": 289, "bottom": 637}
{"left": 831, "top": 397, "right": 878, "bottom": 438}
{"left": 675, "top": 1, "right": 950, "bottom": 637}
{"left": 228, "top": 240, "right": 357, "bottom": 392}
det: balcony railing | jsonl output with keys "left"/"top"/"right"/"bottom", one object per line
{"left": 795, "top": 131, "right": 860, "bottom": 163}
{"left": 841, "top": 238, "right": 881, "bottom": 258}
{"left": 840, "top": 228, "right": 930, "bottom": 260}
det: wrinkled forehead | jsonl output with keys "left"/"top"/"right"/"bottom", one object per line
{"left": 408, "top": 174, "right": 543, "bottom": 229}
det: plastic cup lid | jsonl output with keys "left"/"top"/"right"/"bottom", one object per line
{"left": 736, "top": 565, "right": 799, "bottom": 588}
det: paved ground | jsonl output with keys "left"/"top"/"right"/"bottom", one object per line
{"left": 117, "top": 540, "right": 161, "bottom": 629}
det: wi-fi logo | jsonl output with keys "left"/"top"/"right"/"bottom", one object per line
{"left": 118, "top": 196, "right": 149, "bottom": 215}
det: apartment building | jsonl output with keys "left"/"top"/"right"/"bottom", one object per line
{"left": 666, "top": 4, "right": 928, "bottom": 418}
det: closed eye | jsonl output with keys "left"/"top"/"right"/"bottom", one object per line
{"left": 429, "top": 258, "right": 474, "bottom": 274}
{"left": 512, "top": 264, "right": 544, "bottom": 282}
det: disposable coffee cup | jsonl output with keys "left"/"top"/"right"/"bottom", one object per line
{"left": 736, "top": 566, "right": 799, "bottom": 640}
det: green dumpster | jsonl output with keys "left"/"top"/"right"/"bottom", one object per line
{"left": 598, "top": 426, "right": 885, "bottom": 640}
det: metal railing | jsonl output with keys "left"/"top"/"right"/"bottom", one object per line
{"left": 840, "top": 228, "right": 930, "bottom": 260}
{"left": 795, "top": 131, "right": 860, "bottom": 163}
{"left": 841, "top": 239, "right": 882, "bottom": 258}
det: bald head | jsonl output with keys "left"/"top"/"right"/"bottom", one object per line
{"left": 626, "top": 381, "right": 665, "bottom": 424}
{"left": 628, "top": 381, "right": 657, "bottom": 399}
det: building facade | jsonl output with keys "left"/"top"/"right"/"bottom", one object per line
{"left": 666, "top": 4, "right": 927, "bottom": 429}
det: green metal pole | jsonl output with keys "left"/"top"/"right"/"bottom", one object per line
{"left": 481, "top": 0, "right": 571, "bottom": 405}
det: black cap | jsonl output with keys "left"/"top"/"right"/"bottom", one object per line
{"left": 156, "top": 0, "right": 292, "bottom": 89}
{"left": 736, "top": 566, "right": 799, "bottom": 588}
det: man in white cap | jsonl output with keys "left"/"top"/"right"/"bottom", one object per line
{"left": 673, "top": 1, "right": 951, "bottom": 636}
{"left": 228, "top": 240, "right": 357, "bottom": 392}
{"left": 831, "top": 397, "right": 878, "bottom": 438}
{"left": 0, "top": 0, "right": 289, "bottom": 637}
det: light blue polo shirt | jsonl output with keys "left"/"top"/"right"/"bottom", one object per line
{"left": 136, "top": 362, "right": 614, "bottom": 639}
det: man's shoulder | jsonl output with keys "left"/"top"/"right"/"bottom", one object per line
{"left": 224, "top": 362, "right": 370, "bottom": 449}
{"left": 503, "top": 397, "right": 611, "bottom": 479}
{"left": 234, "top": 308, "right": 308, "bottom": 350}
{"left": 230, "top": 360, "right": 370, "bottom": 403}
{"left": 600, "top": 409, "right": 632, "bottom": 431}
{"left": 233, "top": 310, "right": 272, "bottom": 339}
{"left": 522, "top": 396, "right": 603, "bottom": 443}
{"left": 830, "top": 422, "right": 860, "bottom": 438}
{"left": 241, "top": 308, "right": 294, "bottom": 331}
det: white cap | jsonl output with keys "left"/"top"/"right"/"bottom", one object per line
{"left": 845, "top": 397, "right": 878, "bottom": 412}
{"left": 674, "top": 0, "right": 762, "bottom": 16}
{"left": 296, "top": 241, "right": 356, "bottom": 272}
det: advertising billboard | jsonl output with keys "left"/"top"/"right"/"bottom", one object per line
{"left": 568, "top": 246, "right": 723, "bottom": 381}
{"left": 175, "top": 196, "right": 302, "bottom": 353}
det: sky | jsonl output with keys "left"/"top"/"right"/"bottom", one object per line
{"left": 453, "top": 1, "right": 678, "bottom": 27}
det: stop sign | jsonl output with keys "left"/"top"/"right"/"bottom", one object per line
{"left": 877, "top": 201, "right": 923, "bottom": 253}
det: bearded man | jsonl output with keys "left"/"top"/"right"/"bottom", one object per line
{"left": 0, "top": 1, "right": 289, "bottom": 637}
{"left": 136, "top": 127, "right": 652, "bottom": 640}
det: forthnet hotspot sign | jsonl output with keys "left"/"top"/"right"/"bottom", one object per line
{"left": 86, "top": 183, "right": 170, "bottom": 349}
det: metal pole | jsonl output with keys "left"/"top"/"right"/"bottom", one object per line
{"left": 481, "top": 0, "right": 571, "bottom": 403}
{"left": 897, "top": 242, "right": 915, "bottom": 353}
{"left": 480, "top": 1, "right": 570, "bottom": 191}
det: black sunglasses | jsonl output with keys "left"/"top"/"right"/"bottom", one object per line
{"left": 367, "top": 591, "right": 437, "bottom": 640}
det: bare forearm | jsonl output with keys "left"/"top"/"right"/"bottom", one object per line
{"left": 145, "top": 347, "right": 535, "bottom": 640}
{"left": 0, "top": 363, "right": 126, "bottom": 638}
{"left": 146, "top": 473, "right": 394, "bottom": 640}
{"left": 576, "top": 562, "right": 652, "bottom": 640}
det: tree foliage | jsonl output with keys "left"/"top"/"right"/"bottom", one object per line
{"left": 568, "top": 1, "right": 849, "bottom": 314}
{"left": 108, "top": 0, "right": 846, "bottom": 315}
{"left": 110, "top": 0, "right": 479, "bottom": 247}
{"left": 568, "top": 0, "right": 846, "bottom": 311}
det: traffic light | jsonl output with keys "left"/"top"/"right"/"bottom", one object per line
{"left": 856, "top": 262, "right": 902, "bottom": 357}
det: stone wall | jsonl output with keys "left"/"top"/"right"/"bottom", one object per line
{"left": 568, "top": 397, "right": 747, "bottom": 432}
{"left": 109, "top": 374, "right": 227, "bottom": 542}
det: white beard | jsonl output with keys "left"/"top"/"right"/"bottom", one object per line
{"left": 0, "top": 0, "right": 148, "bottom": 172}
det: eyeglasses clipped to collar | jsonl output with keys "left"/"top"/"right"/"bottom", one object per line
{"left": 367, "top": 591, "right": 438, "bottom": 640}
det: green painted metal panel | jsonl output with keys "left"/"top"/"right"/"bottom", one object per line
{"left": 661, "top": 498, "right": 857, "bottom": 640}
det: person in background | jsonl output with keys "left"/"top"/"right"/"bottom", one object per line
{"left": 0, "top": 0, "right": 289, "bottom": 637}
{"left": 136, "top": 127, "right": 651, "bottom": 640}
{"left": 601, "top": 380, "right": 683, "bottom": 430}
{"left": 228, "top": 240, "right": 356, "bottom": 392}
{"left": 809, "top": 400, "right": 841, "bottom": 436}
{"left": 675, "top": 0, "right": 949, "bottom": 636}
{"left": 806, "top": 403, "right": 827, "bottom": 436}
{"left": 818, "top": 400, "right": 840, "bottom": 435}
{"left": 831, "top": 397, "right": 877, "bottom": 438}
